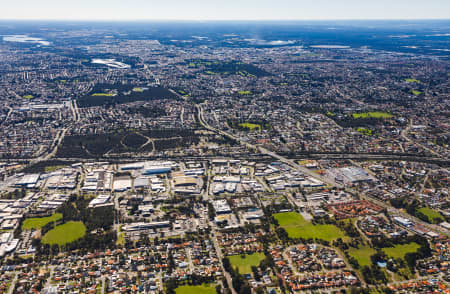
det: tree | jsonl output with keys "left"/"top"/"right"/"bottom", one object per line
{"left": 166, "top": 279, "right": 178, "bottom": 294}
{"left": 251, "top": 265, "right": 261, "bottom": 281}
{"left": 223, "top": 257, "right": 232, "bottom": 273}
{"left": 216, "top": 284, "right": 222, "bottom": 294}
{"left": 348, "top": 256, "right": 360, "bottom": 269}
{"left": 238, "top": 284, "right": 251, "bottom": 294}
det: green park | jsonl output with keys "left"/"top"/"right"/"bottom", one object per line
{"left": 22, "top": 213, "right": 62, "bottom": 230}
{"left": 175, "top": 284, "right": 216, "bottom": 294}
{"left": 42, "top": 221, "right": 86, "bottom": 246}
{"left": 274, "top": 212, "right": 346, "bottom": 241}
{"left": 352, "top": 111, "right": 393, "bottom": 119}
{"left": 228, "top": 252, "right": 266, "bottom": 274}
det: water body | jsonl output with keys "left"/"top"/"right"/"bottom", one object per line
{"left": 2, "top": 34, "right": 50, "bottom": 46}
{"left": 244, "top": 39, "right": 296, "bottom": 46}
{"left": 310, "top": 45, "right": 350, "bottom": 49}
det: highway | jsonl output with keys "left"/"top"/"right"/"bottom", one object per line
{"left": 1, "top": 107, "right": 13, "bottom": 127}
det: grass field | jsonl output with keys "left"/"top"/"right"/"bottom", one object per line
{"left": 42, "top": 221, "right": 86, "bottom": 246}
{"left": 348, "top": 245, "right": 376, "bottom": 267}
{"left": 352, "top": 112, "right": 393, "bottom": 119}
{"left": 274, "top": 212, "right": 346, "bottom": 241}
{"left": 44, "top": 165, "right": 66, "bottom": 173}
{"left": 411, "top": 90, "right": 422, "bottom": 96}
{"left": 132, "top": 87, "right": 144, "bottom": 92}
{"left": 116, "top": 225, "right": 125, "bottom": 246}
{"left": 238, "top": 90, "right": 252, "bottom": 95}
{"left": 239, "top": 122, "right": 261, "bottom": 131}
{"left": 356, "top": 127, "right": 373, "bottom": 136}
{"left": 405, "top": 78, "right": 420, "bottom": 83}
{"left": 228, "top": 253, "right": 266, "bottom": 274}
{"left": 91, "top": 93, "right": 115, "bottom": 97}
{"left": 417, "top": 207, "right": 444, "bottom": 223}
{"left": 176, "top": 284, "right": 216, "bottom": 294}
{"left": 23, "top": 95, "right": 34, "bottom": 99}
{"left": 22, "top": 213, "right": 62, "bottom": 230}
{"left": 382, "top": 243, "right": 420, "bottom": 259}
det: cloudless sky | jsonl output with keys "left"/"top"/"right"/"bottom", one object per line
{"left": 1, "top": 0, "right": 449, "bottom": 21}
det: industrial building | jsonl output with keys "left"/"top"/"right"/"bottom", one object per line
{"left": 213, "top": 199, "right": 232, "bottom": 214}
{"left": 15, "top": 174, "right": 40, "bottom": 188}
{"left": 122, "top": 221, "right": 170, "bottom": 232}
{"left": 88, "top": 194, "right": 112, "bottom": 208}
{"left": 142, "top": 161, "right": 176, "bottom": 175}
{"left": 173, "top": 176, "right": 197, "bottom": 187}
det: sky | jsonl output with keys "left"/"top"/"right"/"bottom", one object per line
{"left": 1, "top": 0, "right": 449, "bottom": 21}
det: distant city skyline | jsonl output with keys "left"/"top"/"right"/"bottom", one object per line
{"left": 1, "top": 0, "right": 449, "bottom": 21}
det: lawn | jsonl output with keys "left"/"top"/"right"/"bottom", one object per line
{"left": 273, "top": 212, "right": 346, "bottom": 241}
{"left": 116, "top": 232, "right": 124, "bottom": 246}
{"left": 348, "top": 245, "right": 376, "bottom": 267}
{"left": 23, "top": 95, "right": 34, "bottom": 99}
{"left": 411, "top": 90, "right": 422, "bottom": 96}
{"left": 22, "top": 213, "right": 62, "bottom": 230}
{"left": 239, "top": 122, "right": 261, "bottom": 131}
{"left": 228, "top": 253, "right": 266, "bottom": 274}
{"left": 176, "top": 284, "right": 216, "bottom": 294}
{"left": 238, "top": 90, "right": 252, "bottom": 95}
{"left": 417, "top": 207, "right": 444, "bottom": 223}
{"left": 382, "top": 243, "right": 420, "bottom": 259}
{"left": 132, "top": 87, "right": 144, "bottom": 92}
{"left": 44, "top": 165, "right": 66, "bottom": 173}
{"left": 42, "top": 221, "right": 86, "bottom": 246}
{"left": 356, "top": 127, "right": 373, "bottom": 136}
{"left": 116, "top": 225, "right": 125, "bottom": 246}
{"left": 352, "top": 112, "right": 393, "bottom": 119}
{"left": 91, "top": 93, "right": 115, "bottom": 97}
{"left": 405, "top": 78, "right": 420, "bottom": 83}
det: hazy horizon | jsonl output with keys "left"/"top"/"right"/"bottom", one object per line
{"left": 1, "top": 0, "right": 449, "bottom": 21}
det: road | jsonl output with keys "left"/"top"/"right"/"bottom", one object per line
{"left": 288, "top": 153, "right": 446, "bottom": 165}
{"left": 44, "top": 265, "right": 55, "bottom": 289}
{"left": 101, "top": 276, "right": 105, "bottom": 294}
{"left": 186, "top": 247, "right": 194, "bottom": 274}
{"left": 419, "top": 169, "right": 430, "bottom": 194}
{"left": 210, "top": 228, "right": 237, "bottom": 294}
{"left": 71, "top": 99, "right": 81, "bottom": 122}
{"left": 30, "top": 127, "right": 69, "bottom": 164}
{"left": 1, "top": 107, "right": 13, "bottom": 127}
{"left": 113, "top": 190, "right": 121, "bottom": 243}
{"left": 7, "top": 272, "right": 17, "bottom": 294}
{"left": 11, "top": 151, "right": 448, "bottom": 167}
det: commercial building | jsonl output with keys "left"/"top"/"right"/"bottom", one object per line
{"left": 394, "top": 216, "right": 413, "bottom": 227}
{"left": 122, "top": 221, "right": 170, "bottom": 232}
